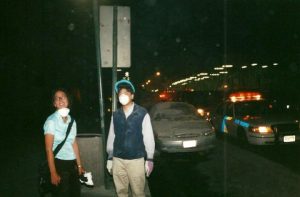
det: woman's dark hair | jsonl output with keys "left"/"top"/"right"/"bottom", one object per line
{"left": 51, "top": 88, "right": 73, "bottom": 109}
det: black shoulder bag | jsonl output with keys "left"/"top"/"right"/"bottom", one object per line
{"left": 38, "top": 118, "right": 74, "bottom": 196}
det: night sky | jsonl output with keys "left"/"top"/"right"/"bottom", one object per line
{"left": 1, "top": 0, "right": 300, "bottom": 134}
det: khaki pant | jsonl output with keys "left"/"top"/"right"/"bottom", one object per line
{"left": 112, "top": 157, "right": 145, "bottom": 197}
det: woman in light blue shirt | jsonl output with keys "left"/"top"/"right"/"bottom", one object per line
{"left": 44, "top": 88, "right": 84, "bottom": 197}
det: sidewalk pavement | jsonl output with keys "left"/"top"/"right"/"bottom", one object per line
{"left": 81, "top": 177, "right": 152, "bottom": 197}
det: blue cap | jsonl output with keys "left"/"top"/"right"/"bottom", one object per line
{"left": 114, "top": 79, "right": 135, "bottom": 94}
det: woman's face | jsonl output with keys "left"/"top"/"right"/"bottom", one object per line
{"left": 53, "top": 90, "right": 69, "bottom": 109}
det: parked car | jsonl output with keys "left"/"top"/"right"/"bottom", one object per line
{"left": 149, "top": 101, "right": 216, "bottom": 154}
{"left": 172, "top": 90, "right": 222, "bottom": 121}
{"left": 210, "top": 91, "right": 300, "bottom": 145}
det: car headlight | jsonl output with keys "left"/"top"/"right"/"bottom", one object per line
{"left": 197, "top": 108, "right": 205, "bottom": 116}
{"left": 197, "top": 108, "right": 210, "bottom": 117}
{"left": 250, "top": 126, "right": 273, "bottom": 134}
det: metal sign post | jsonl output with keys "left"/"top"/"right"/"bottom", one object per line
{"left": 112, "top": 6, "right": 118, "bottom": 112}
{"left": 92, "top": 0, "right": 108, "bottom": 188}
{"left": 100, "top": 6, "right": 131, "bottom": 112}
{"left": 96, "top": 4, "right": 131, "bottom": 189}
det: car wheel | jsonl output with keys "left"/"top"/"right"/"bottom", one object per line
{"left": 154, "top": 149, "right": 161, "bottom": 158}
{"left": 215, "top": 130, "right": 224, "bottom": 139}
{"left": 214, "top": 123, "right": 224, "bottom": 139}
{"left": 237, "top": 127, "right": 249, "bottom": 147}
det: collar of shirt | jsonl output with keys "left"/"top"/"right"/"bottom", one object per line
{"left": 124, "top": 102, "right": 134, "bottom": 118}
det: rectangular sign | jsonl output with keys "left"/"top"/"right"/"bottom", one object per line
{"left": 99, "top": 6, "right": 131, "bottom": 68}
{"left": 99, "top": 6, "right": 113, "bottom": 68}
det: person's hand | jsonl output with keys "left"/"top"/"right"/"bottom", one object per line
{"left": 145, "top": 160, "right": 154, "bottom": 177}
{"left": 78, "top": 165, "right": 85, "bottom": 175}
{"left": 106, "top": 160, "right": 113, "bottom": 174}
{"left": 51, "top": 171, "right": 61, "bottom": 186}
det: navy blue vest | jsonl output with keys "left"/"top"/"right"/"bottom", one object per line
{"left": 113, "top": 104, "right": 147, "bottom": 159}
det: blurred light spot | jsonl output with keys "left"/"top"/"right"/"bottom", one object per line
{"left": 68, "top": 23, "right": 75, "bottom": 31}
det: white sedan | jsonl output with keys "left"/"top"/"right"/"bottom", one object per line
{"left": 149, "top": 102, "right": 216, "bottom": 154}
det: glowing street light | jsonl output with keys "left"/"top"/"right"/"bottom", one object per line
{"left": 214, "top": 67, "right": 224, "bottom": 70}
{"left": 219, "top": 71, "right": 228, "bottom": 74}
{"left": 197, "top": 73, "right": 208, "bottom": 76}
{"left": 222, "top": 65, "right": 233, "bottom": 68}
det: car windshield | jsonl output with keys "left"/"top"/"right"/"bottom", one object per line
{"left": 153, "top": 103, "right": 199, "bottom": 121}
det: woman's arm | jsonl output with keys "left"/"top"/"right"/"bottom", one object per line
{"left": 73, "top": 139, "right": 85, "bottom": 174}
{"left": 45, "top": 134, "right": 61, "bottom": 185}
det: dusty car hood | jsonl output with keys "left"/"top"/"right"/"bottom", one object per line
{"left": 152, "top": 119, "right": 212, "bottom": 138}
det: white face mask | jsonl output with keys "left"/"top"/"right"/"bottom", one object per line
{"left": 119, "top": 94, "right": 130, "bottom": 105}
{"left": 57, "top": 108, "right": 70, "bottom": 117}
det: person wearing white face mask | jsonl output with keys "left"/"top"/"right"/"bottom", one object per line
{"left": 106, "top": 79, "right": 155, "bottom": 197}
{"left": 43, "top": 88, "right": 85, "bottom": 196}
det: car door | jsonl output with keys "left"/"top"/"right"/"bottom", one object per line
{"left": 223, "top": 102, "right": 236, "bottom": 136}
{"left": 211, "top": 103, "right": 226, "bottom": 133}
{"left": 227, "top": 102, "right": 240, "bottom": 137}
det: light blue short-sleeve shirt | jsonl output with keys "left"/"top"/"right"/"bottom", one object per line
{"left": 43, "top": 111, "right": 77, "bottom": 160}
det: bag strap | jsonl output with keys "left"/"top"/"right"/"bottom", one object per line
{"left": 53, "top": 118, "right": 75, "bottom": 157}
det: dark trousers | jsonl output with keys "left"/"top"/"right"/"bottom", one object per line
{"left": 52, "top": 159, "right": 81, "bottom": 197}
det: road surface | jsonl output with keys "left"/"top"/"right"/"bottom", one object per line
{"left": 148, "top": 137, "right": 300, "bottom": 197}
